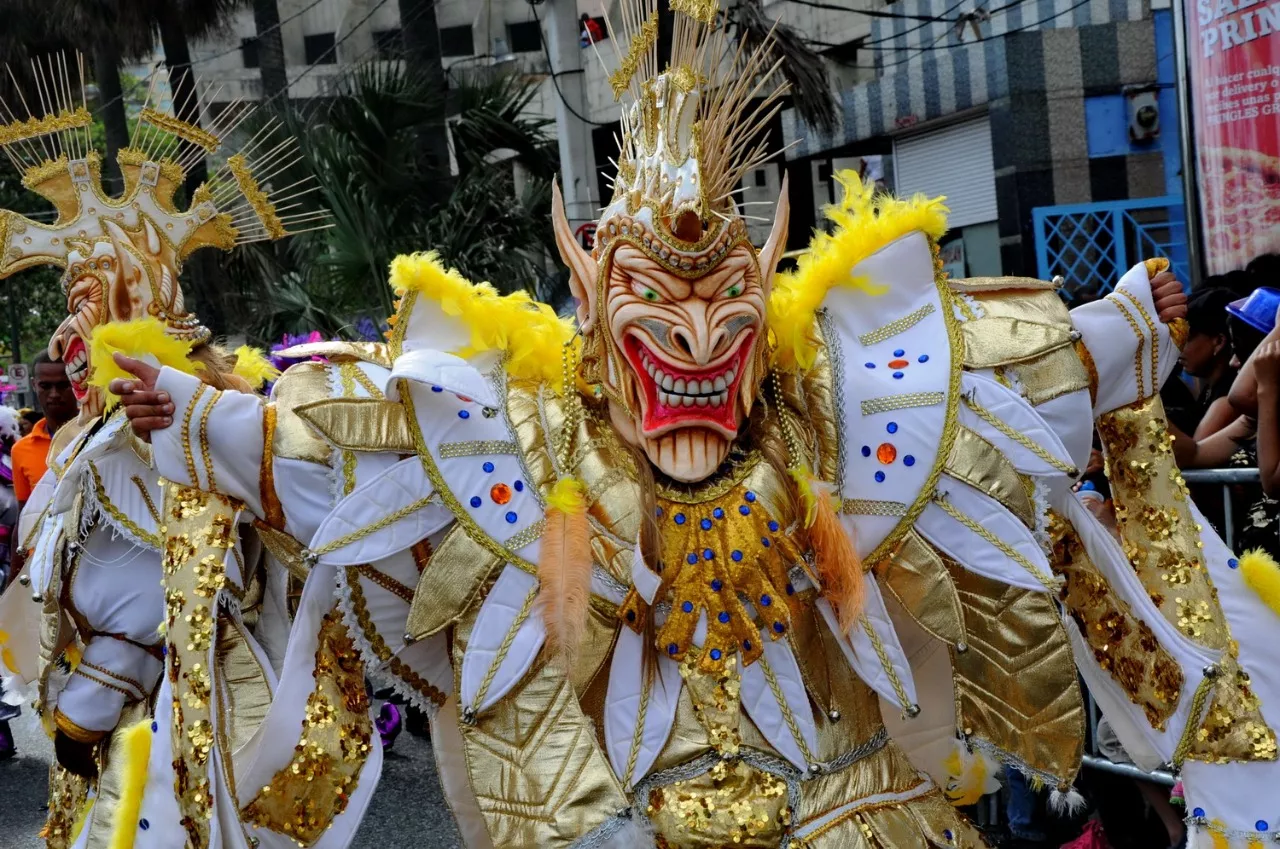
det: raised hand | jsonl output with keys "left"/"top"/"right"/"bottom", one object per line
{"left": 1150, "top": 270, "right": 1188, "bottom": 323}
{"left": 109, "top": 354, "right": 173, "bottom": 442}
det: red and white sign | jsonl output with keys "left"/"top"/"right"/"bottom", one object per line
{"left": 1189, "top": 0, "right": 1280, "bottom": 274}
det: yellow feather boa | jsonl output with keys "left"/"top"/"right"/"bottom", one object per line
{"left": 87, "top": 318, "right": 201, "bottom": 409}
{"left": 770, "top": 171, "right": 949, "bottom": 370}
{"left": 389, "top": 252, "right": 577, "bottom": 389}
{"left": 232, "top": 345, "right": 281, "bottom": 390}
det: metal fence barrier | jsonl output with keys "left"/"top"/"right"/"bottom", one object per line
{"left": 1078, "top": 467, "right": 1259, "bottom": 789}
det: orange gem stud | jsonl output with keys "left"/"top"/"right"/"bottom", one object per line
{"left": 490, "top": 483, "right": 513, "bottom": 505}
{"left": 876, "top": 443, "right": 897, "bottom": 464}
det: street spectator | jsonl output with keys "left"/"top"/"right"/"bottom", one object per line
{"left": 12, "top": 350, "right": 76, "bottom": 509}
{"left": 580, "top": 13, "right": 605, "bottom": 47}
{"left": 0, "top": 405, "right": 21, "bottom": 760}
{"left": 1178, "top": 287, "right": 1238, "bottom": 437}
{"left": 1251, "top": 333, "right": 1280, "bottom": 497}
{"left": 17, "top": 408, "right": 37, "bottom": 437}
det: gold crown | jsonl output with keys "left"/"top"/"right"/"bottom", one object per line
{"left": 592, "top": 0, "right": 787, "bottom": 277}
{"left": 0, "top": 54, "right": 326, "bottom": 337}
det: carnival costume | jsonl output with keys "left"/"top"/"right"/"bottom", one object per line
{"left": 108, "top": 1, "right": 1280, "bottom": 846}
{"left": 0, "top": 56, "right": 356, "bottom": 849}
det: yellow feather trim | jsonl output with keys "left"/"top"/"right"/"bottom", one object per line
{"left": 232, "top": 345, "right": 280, "bottom": 390}
{"left": 942, "top": 742, "right": 1003, "bottom": 806}
{"left": 1240, "top": 548, "right": 1280, "bottom": 618}
{"left": 770, "top": 171, "right": 949, "bottom": 370}
{"left": 789, "top": 466, "right": 819, "bottom": 528}
{"left": 389, "top": 252, "right": 578, "bottom": 389}
{"left": 1210, "top": 821, "right": 1230, "bottom": 849}
{"left": 88, "top": 318, "right": 202, "bottom": 409}
{"left": 547, "top": 476, "right": 587, "bottom": 515}
{"left": 63, "top": 642, "right": 82, "bottom": 670}
{"left": 108, "top": 719, "right": 153, "bottom": 849}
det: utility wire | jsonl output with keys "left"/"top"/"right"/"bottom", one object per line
{"left": 528, "top": 2, "right": 611, "bottom": 127}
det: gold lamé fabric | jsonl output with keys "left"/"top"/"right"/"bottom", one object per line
{"left": 241, "top": 609, "right": 374, "bottom": 842}
{"left": 449, "top": 610, "right": 629, "bottom": 847}
{"left": 875, "top": 531, "right": 966, "bottom": 647}
{"left": 945, "top": 427, "right": 1034, "bottom": 527}
{"left": 1096, "top": 395, "right": 1277, "bottom": 763}
{"left": 1049, "top": 513, "right": 1182, "bottom": 731}
{"left": 946, "top": 562, "right": 1084, "bottom": 786}
{"left": 270, "top": 362, "right": 336, "bottom": 464}
{"left": 648, "top": 760, "right": 790, "bottom": 847}
{"left": 294, "top": 397, "right": 415, "bottom": 455}
{"left": 160, "top": 484, "right": 239, "bottom": 849}
{"left": 215, "top": 612, "right": 273, "bottom": 754}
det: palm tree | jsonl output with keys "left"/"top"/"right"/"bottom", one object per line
{"left": 251, "top": 0, "right": 288, "bottom": 106}
{"left": 730, "top": 0, "right": 837, "bottom": 138}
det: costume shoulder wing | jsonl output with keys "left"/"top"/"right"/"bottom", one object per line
{"left": 777, "top": 173, "right": 1086, "bottom": 791}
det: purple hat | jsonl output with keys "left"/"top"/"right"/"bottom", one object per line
{"left": 1226, "top": 287, "right": 1280, "bottom": 335}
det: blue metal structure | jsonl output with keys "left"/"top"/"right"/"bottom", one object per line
{"left": 1033, "top": 196, "right": 1191, "bottom": 305}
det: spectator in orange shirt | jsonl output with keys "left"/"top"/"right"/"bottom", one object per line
{"left": 12, "top": 350, "right": 77, "bottom": 509}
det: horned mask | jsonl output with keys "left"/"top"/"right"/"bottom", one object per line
{"left": 552, "top": 0, "right": 790, "bottom": 483}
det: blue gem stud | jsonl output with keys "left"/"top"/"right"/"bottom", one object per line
{"left": 739, "top": 505, "right": 752, "bottom": 516}
{"left": 785, "top": 583, "right": 795, "bottom": 595}
{"left": 919, "top": 354, "right": 930, "bottom": 363}
{"left": 743, "top": 639, "right": 753, "bottom": 651}
{"left": 482, "top": 461, "right": 494, "bottom": 473}
{"left": 745, "top": 492, "right": 757, "bottom": 502}
{"left": 713, "top": 507, "right": 725, "bottom": 519}
{"left": 711, "top": 579, "right": 723, "bottom": 591}
{"left": 668, "top": 643, "right": 678, "bottom": 655}
{"left": 626, "top": 610, "right": 636, "bottom": 622}
{"left": 431, "top": 385, "right": 443, "bottom": 392}
{"left": 140, "top": 820, "right": 150, "bottom": 831}
{"left": 458, "top": 410, "right": 470, "bottom": 419}
{"left": 772, "top": 622, "right": 786, "bottom": 634}
{"left": 887, "top": 421, "right": 898, "bottom": 434}
{"left": 703, "top": 549, "right": 715, "bottom": 561}
{"left": 1193, "top": 808, "right": 1205, "bottom": 818}
{"left": 504, "top": 511, "right": 518, "bottom": 523}
{"left": 674, "top": 513, "right": 686, "bottom": 525}
{"left": 470, "top": 496, "right": 482, "bottom": 508}
{"left": 687, "top": 553, "right": 699, "bottom": 565}
{"left": 731, "top": 550, "right": 743, "bottom": 562}
{"left": 1257, "top": 821, "right": 1270, "bottom": 832}
{"left": 514, "top": 480, "right": 524, "bottom": 492}
{"left": 893, "top": 372, "right": 904, "bottom": 379}
{"left": 943, "top": 829, "right": 952, "bottom": 841}
{"left": 1229, "top": 558, "right": 1239, "bottom": 569}
{"left": 865, "top": 362, "right": 875, "bottom": 369}
{"left": 718, "top": 611, "right": 730, "bottom": 623}
{"left": 893, "top": 349, "right": 905, "bottom": 357}
{"left": 861, "top": 445, "right": 872, "bottom": 457}
{"left": 681, "top": 601, "right": 694, "bottom": 613}
{"left": 151, "top": 721, "right": 158, "bottom": 733}
{"left": 875, "top": 471, "right": 885, "bottom": 483}
{"left": 701, "top": 518, "right": 713, "bottom": 530}
{"left": 904, "top": 455, "right": 916, "bottom": 467}
{"left": 710, "top": 648, "right": 723, "bottom": 661}
{"left": 761, "top": 537, "right": 771, "bottom": 547}
{"left": 760, "top": 594, "right": 772, "bottom": 607}
{"left": 768, "top": 521, "right": 779, "bottom": 532}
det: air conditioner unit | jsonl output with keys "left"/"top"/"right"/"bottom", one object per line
{"left": 1126, "top": 85, "right": 1160, "bottom": 144}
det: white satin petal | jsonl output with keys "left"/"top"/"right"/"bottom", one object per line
{"left": 960, "top": 371, "right": 1075, "bottom": 477}
{"left": 603, "top": 627, "right": 683, "bottom": 787}
{"left": 740, "top": 636, "right": 820, "bottom": 770}
{"left": 460, "top": 566, "right": 546, "bottom": 715}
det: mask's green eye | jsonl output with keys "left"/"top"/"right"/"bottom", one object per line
{"left": 642, "top": 287, "right": 661, "bottom": 302}
{"left": 725, "top": 284, "right": 743, "bottom": 298}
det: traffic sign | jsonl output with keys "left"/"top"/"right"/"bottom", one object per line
{"left": 7, "top": 363, "right": 29, "bottom": 392}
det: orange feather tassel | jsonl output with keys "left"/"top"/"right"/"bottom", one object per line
{"left": 807, "top": 481, "right": 865, "bottom": 632}
{"left": 539, "top": 478, "right": 593, "bottom": 669}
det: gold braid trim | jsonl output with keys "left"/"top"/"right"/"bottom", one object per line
{"left": 89, "top": 463, "right": 163, "bottom": 548}
{"left": 962, "top": 394, "right": 1078, "bottom": 475}
{"left": 0, "top": 107, "right": 91, "bottom": 146}
{"left": 308, "top": 496, "right": 436, "bottom": 558}
{"left": 346, "top": 569, "right": 447, "bottom": 706}
{"left": 757, "top": 652, "right": 817, "bottom": 764}
{"left": 858, "top": 303, "right": 937, "bottom": 346}
{"left": 860, "top": 392, "right": 945, "bottom": 417}
{"left": 22, "top": 155, "right": 69, "bottom": 189}
{"left": 859, "top": 619, "right": 913, "bottom": 710}
{"left": 227, "top": 153, "right": 285, "bottom": 239}
{"left": 132, "top": 476, "right": 162, "bottom": 524}
{"left": 1105, "top": 293, "right": 1148, "bottom": 399}
{"left": 182, "top": 384, "right": 210, "bottom": 486}
{"left": 199, "top": 389, "right": 222, "bottom": 492}
{"left": 1173, "top": 671, "right": 1217, "bottom": 767}
{"left": 936, "top": 497, "right": 1059, "bottom": 592}
{"left": 622, "top": 668, "right": 652, "bottom": 787}
{"left": 469, "top": 588, "right": 538, "bottom": 712}
{"left": 352, "top": 564, "right": 415, "bottom": 604}
{"left": 140, "top": 108, "right": 220, "bottom": 153}
{"left": 1114, "top": 289, "right": 1159, "bottom": 396}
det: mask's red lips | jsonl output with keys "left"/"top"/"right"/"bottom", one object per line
{"left": 62, "top": 335, "right": 89, "bottom": 400}
{"left": 624, "top": 334, "right": 752, "bottom": 436}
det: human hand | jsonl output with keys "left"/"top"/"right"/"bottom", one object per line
{"left": 1253, "top": 340, "right": 1280, "bottom": 389}
{"left": 108, "top": 354, "right": 171, "bottom": 442}
{"left": 1150, "top": 271, "right": 1188, "bottom": 323}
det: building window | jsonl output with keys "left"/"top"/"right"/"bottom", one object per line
{"left": 441, "top": 24, "right": 475, "bottom": 57}
{"left": 304, "top": 32, "right": 337, "bottom": 65}
{"left": 241, "top": 38, "right": 260, "bottom": 69}
{"left": 507, "top": 21, "right": 542, "bottom": 53}
{"left": 373, "top": 28, "right": 403, "bottom": 59}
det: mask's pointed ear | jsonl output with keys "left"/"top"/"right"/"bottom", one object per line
{"left": 552, "top": 181, "right": 598, "bottom": 333}
{"left": 759, "top": 172, "right": 790, "bottom": 295}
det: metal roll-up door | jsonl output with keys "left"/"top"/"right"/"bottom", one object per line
{"left": 893, "top": 117, "right": 997, "bottom": 229}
